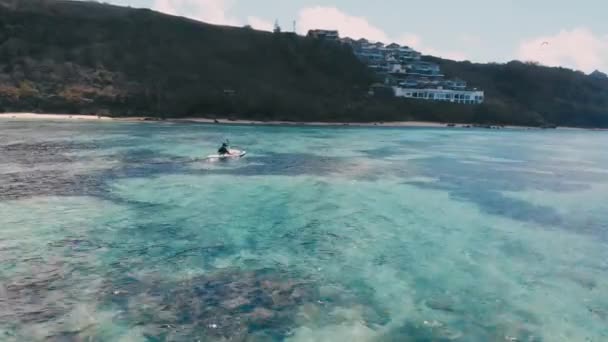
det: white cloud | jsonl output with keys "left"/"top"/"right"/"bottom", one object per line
{"left": 150, "top": 2, "right": 469, "bottom": 61}
{"left": 297, "top": 6, "right": 390, "bottom": 42}
{"left": 247, "top": 16, "right": 273, "bottom": 32}
{"left": 297, "top": 6, "right": 467, "bottom": 60}
{"left": 518, "top": 28, "right": 608, "bottom": 73}
{"left": 153, "top": 0, "right": 239, "bottom": 26}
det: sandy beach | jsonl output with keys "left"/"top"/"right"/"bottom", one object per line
{"left": 0, "top": 113, "right": 459, "bottom": 128}
{"left": 0, "top": 113, "right": 113, "bottom": 121}
{"left": 2, "top": 112, "right": 599, "bottom": 130}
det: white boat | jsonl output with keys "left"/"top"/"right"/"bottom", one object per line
{"left": 206, "top": 149, "right": 247, "bottom": 160}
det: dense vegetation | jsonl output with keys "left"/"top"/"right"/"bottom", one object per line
{"left": 426, "top": 57, "right": 608, "bottom": 127}
{"left": 1, "top": 0, "right": 608, "bottom": 127}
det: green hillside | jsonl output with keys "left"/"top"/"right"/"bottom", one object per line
{"left": 1, "top": 0, "right": 608, "bottom": 127}
{"left": 426, "top": 56, "right": 608, "bottom": 127}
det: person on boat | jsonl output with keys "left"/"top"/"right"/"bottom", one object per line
{"left": 218, "top": 141, "right": 231, "bottom": 155}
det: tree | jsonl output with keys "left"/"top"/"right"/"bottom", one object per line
{"left": 17, "top": 80, "right": 38, "bottom": 98}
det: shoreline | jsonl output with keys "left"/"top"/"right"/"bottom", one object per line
{"left": 1, "top": 113, "right": 605, "bottom": 130}
{"left": 0, "top": 113, "right": 113, "bottom": 121}
{"left": 168, "top": 117, "right": 450, "bottom": 128}
{"left": 0, "top": 113, "right": 458, "bottom": 128}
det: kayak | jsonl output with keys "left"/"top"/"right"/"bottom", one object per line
{"left": 206, "top": 149, "right": 247, "bottom": 159}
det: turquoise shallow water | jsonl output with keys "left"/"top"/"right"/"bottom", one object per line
{"left": 1, "top": 121, "right": 608, "bottom": 341}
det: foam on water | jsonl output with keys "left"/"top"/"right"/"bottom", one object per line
{"left": 1, "top": 120, "right": 607, "bottom": 341}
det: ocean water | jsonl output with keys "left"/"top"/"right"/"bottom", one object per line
{"left": 1, "top": 120, "right": 607, "bottom": 341}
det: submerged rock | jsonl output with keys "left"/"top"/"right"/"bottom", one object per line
{"left": 588, "top": 306, "right": 608, "bottom": 320}
{"left": 248, "top": 307, "right": 276, "bottom": 325}
{"left": 438, "top": 327, "right": 463, "bottom": 340}
{"left": 221, "top": 296, "right": 251, "bottom": 310}
{"left": 1, "top": 262, "right": 70, "bottom": 325}
{"left": 565, "top": 271, "right": 597, "bottom": 290}
{"left": 102, "top": 268, "right": 319, "bottom": 340}
{"left": 424, "top": 296, "right": 458, "bottom": 313}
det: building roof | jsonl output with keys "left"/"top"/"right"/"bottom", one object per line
{"left": 307, "top": 29, "right": 340, "bottom": 39}
{"left": 411, "top": 61, "right": 439, "bottom": 67}
{"left": 308, "top": 29, "right": 338, "bottom": 33}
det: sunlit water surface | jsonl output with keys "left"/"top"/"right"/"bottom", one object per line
{"left": 1, "top": 120, "right": 607, "bottom": 341}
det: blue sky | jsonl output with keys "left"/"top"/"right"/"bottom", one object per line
{"left": 106, "top": 0, "right": 607, "bottom": 72}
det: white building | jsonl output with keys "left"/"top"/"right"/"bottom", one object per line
{"left": 443, "top": 79, "right": 467, "bottom": 90}
{"left": 389, "top": 63, "right": 406, "bottom": 73}
{"left": 393, "top": 87, "right": 485, "bottom": 104}
{"left": 406, "top": 61, "right": 443, "bottom": 77}
{"left": 321, "top": 30, "right": 485, "bottom": 105}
